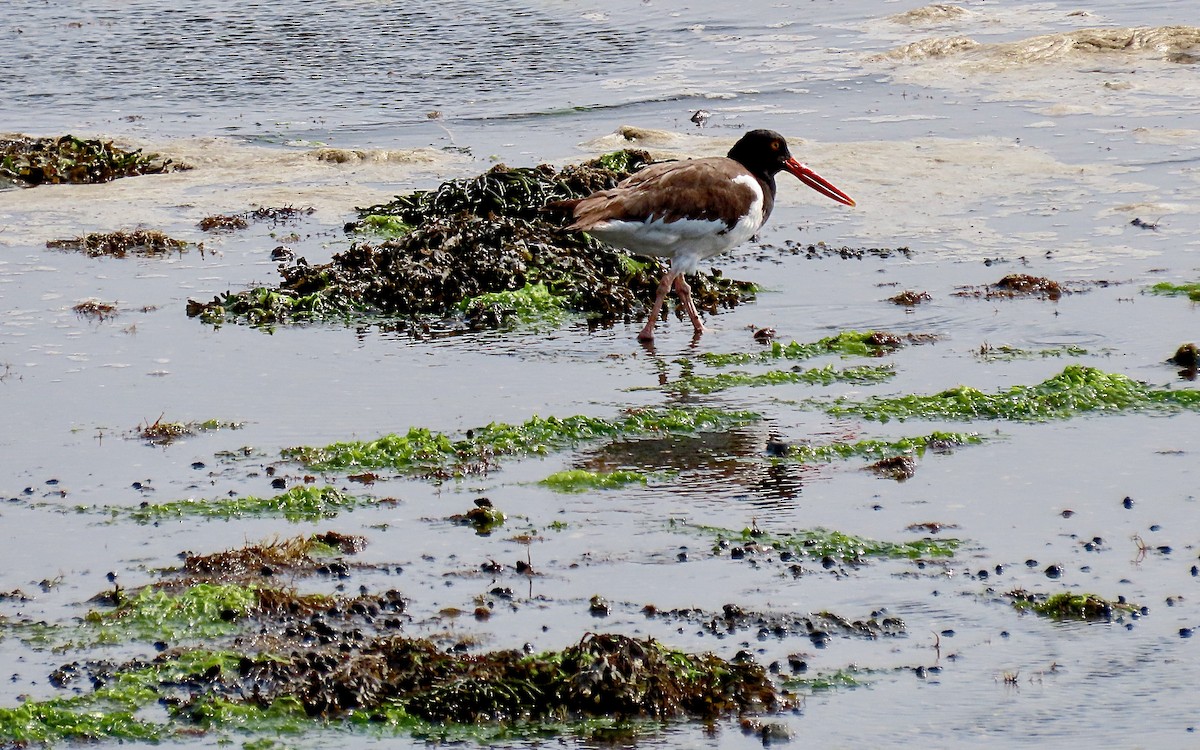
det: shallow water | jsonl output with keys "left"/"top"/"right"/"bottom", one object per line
{"left": 2, "top": 0, "right": 1200, "bottom": 747}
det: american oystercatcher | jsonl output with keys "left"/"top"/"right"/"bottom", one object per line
{"left": 560, "top": 129, "right": 855, "bottom": 341}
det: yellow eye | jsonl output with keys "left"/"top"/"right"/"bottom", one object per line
{"left": 771, "top": 140, "right": 781, "bottom": 151}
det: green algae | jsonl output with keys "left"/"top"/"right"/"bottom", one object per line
{"left": 354, "top": 214, "right": 412, "bottom": 238}
{"left": 0, "top": 652, "right": 290, "bottom": 745}
{"left": 691, "top": 524, "right": 960, "bottom": 562}
{"left": 654, "top": 363, "right": 895, "bottom": 394}
{"left": 783, "top": 431, "right": 982, "bottom": 463}
{"left": 125, "top": 486, "right": 367, "bottom": 522}
{"left": 188, "top": 285, "right": 363, "bottom": 329}
{"left": 820, "top": 365, "right": 1200, "bottom": 422}
{"left": 186, "top": 696, "right": 310, "bottom": 732}
{"left": 783, "top": 667, "right": 869, "bottom": 693}
{"left": 0, "top": 701, "right": 161, "bottom": 744}
{"left": 975, "top": 343, "right": 1093, "bottom": 361}
{"left": 1147, "top": 281, "right": 1200, "bottom": 302}
{"left": 459, "top": 282, "right": 569, "bottom": 329}
{"left": 539, "top": 469, "right": 651, "bottom": 493}
{"left": 592, "top": 149, "right": 649, "bottom": 174}
{"left": 284, "top": 407, "right": 760, "bottom": 476}
{"left": 699, "top": 330, "right": 918, "bottom": 368}
{"left": 1012, "top": 591, "right": 1136, "bottom": 621}
{"left": 86, "top": 583, "right": 260, "bottom": 642}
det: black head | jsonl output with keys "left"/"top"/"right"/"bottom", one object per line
{"left": 726, "top": 129, "right": 794, "bottom": 177}
{"left": 727, "top": 128, "right": 857, "bottom": 207}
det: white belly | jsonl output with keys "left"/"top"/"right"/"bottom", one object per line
{"left": 586, "top": 175, "right": 766, "bottom": 275}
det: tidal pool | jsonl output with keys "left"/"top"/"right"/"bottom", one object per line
{"left": 2, "top": 0, "right": 1199, "bottom": 747}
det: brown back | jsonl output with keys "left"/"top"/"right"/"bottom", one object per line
{"left": 566, "top": 157, "right": 772, "bottom": 231}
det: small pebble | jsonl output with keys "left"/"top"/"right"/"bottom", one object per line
{"left": 1123, "top": 496, "right": 1134, "bottom": 509}
{"left": 1045, "top": 564, "right": 1063, "bottom": 579}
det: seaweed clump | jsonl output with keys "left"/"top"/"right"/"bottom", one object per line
{"left": 199, "top": 206, "right": 315, "bottom": 232}
{"left": 1009, "top": 591, "right": 1136, "bottom": 621}
{"left": 654, "top": 363, "right": 896, "bottom": 395}
{"left": 1148, "top": 281, "right": 1200, "bottom": 302}
{"left": 187, "top": 152, "right": 757, "bottom": 331}
{"left": 1, "top": 134, "right": 185, "bottom": 186}
{"left": 283, "top": 406, "right": 759, "bottom": 479}
{"left": 691, "top": 523, "right": 960, "bottom": 564}
{"left": 134, "top": 415, "right": 242, "bottom": 445}
{"left": 699, "top": 330, "right": 936, "bottom": 368}
{"left": 124, "top": 486, "right": 372, "bottom": 523}
{"left": 539, "top": 469, "right": 651, "bottom": 493}
{"left": 11, "top": 634, "right": 776, "bottom": 738}
{"left": 888, "top": 290, "right": 932, "bottom": 306}
{"left": 953, "top": 274, "right": 1075, "bottom": 300}
{"left": 72, "top": 299, "right": 119, "bottom": 320}
{"left": 48, "top": 230, "right": 188, "bottom": 258}
{"left": 820, "top": 365, "right": 1200, "bottom": 422}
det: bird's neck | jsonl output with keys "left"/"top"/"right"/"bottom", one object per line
{"left": 757, "top": 173, "right": 778, "bottom": 223}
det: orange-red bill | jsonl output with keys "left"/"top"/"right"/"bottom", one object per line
{"left": 784, "top": 157, "right": 856, "bottom": 207}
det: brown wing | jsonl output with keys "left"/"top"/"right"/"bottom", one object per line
{"left": 566, "top": 158, "right": 760, "bottom": 231}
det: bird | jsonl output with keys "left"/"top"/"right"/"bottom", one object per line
{"left": 558, "top": 129, "right": 855, "bottom": 341}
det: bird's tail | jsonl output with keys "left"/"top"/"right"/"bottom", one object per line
{"left": 542, "top": 198, "right": 583, "bottom": 228}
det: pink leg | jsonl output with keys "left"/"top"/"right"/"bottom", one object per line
{"left": 638, "top": 271, "right": 677, "bottom": 341}
{"left": 673, "top": 275, "right": 705, "bottom": 334}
